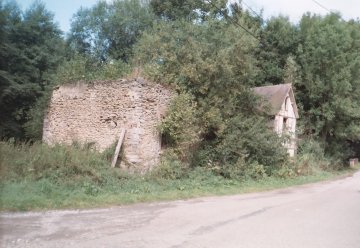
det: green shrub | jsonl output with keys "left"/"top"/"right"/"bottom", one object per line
{"left": 217, "top": 157, "right": 268, "bottom": 180}
{"left": 292, "top": 139, "right": 332, "bottom": 176}
{"left": 53, "top": 55, "right": 131, "bottom": 85}
{"left": 159, "top": 93, "right": 201, "bottom": 161}
{"left": 275, "top": 164, "right": 297, "bottom": 178}
{"left": 150, "top": 151, "right": 187, "bottom": 180}
{"left": 215, "top": 114, "right": 289, "bottom": 175}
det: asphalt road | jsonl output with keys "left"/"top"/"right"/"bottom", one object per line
{"left": 1, "top": 172, "right": 360, "bottom": 248}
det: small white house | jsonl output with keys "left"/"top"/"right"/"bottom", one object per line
{"left": 253, "top": 84, "right": 299, "bottom": 157}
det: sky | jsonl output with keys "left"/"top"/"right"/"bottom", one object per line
{"left": 18, "top": 0, "right": 360, "bottom": 34}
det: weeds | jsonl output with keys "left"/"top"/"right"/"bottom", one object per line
{"left": 0, "top": 141, "right": 355, "bottom": 211}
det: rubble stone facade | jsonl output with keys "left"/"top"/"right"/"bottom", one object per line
{"left": 43, "top": 78, "right": 173, "bottom": 171}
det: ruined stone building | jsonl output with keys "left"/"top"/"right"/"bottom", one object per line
{"left": 43, "top": 78, "right": 172, "bottom": 171}
{"left": 43, "top": 78, "right": 299, "bottom": 171}
{"left": 253, "top": 84, "right": 299, "bottom": 156}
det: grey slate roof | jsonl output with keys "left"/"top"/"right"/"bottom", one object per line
{"left": 253, "top": 83, "right": 299, "bottom": 118}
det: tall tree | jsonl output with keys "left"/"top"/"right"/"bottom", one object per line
{"left": 255, "top": 16, "right": 300, "bottom": 85}
{"left": 0, "top": 0, "right": 64, "bottom": 139}
{"left": 295, "top": 13, "right": 360, "bottom": 158}
{"left": 149, "top": 0, "right": 227, "bottom": 21}
{"left": 68, "top": 0, "right": 155, "bottom": 62}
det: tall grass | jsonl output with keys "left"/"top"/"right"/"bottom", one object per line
{"left": 0, "top": 141, "right": 115, "bottom": 183}
{"left": 0, "top": 141, "right": 355, "bottom": 211}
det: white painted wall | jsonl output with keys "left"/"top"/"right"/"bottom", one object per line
{"left": 273, "top": 93, "right": 297, "bottom": 157}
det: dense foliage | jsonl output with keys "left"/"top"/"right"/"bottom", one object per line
{"left": 1, "top": 0, "right": 359, "bottom": 177}
{"left": 0, "top": 0, "right": 64, "bottom": 139}
{"left": 135, "top": 17, "right": 288, "bottom": 175}
{"left": 296, "top": 14, "right": 360, "bottom": 158}
{"left": 68, "top": 0, "right": 155, "bottom": 62}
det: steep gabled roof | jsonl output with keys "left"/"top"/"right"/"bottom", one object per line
{"left": 253, "top": 83, "right": 299, "bottom": 118}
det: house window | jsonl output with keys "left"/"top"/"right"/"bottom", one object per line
{"left": 268, "top": 116, "right": 275, "bottom": 130}
{"left": 284, "top": 97, "right": 290, "bottom": 111}
{"left": 283, "top": 117, "right": 288, "bottom": 132}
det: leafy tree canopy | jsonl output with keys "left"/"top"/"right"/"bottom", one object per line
{"left": 149, "top": 0, "right": 227, "bottom": 21}
{"left": 295, "top": 13, "right": 360, "bottom": 158}
{"left": 0, "top": 0, "right": 64, "bottom": 139}
{"left": 68, "top": 0, "right": 156, "bottom": 62}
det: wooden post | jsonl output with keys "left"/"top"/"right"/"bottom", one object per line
{"left": 111, "top": 128, "right": 126, "bottom": 168}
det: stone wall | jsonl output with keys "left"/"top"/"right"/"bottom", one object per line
{"left": 43, "top": 78, "right": 173, "bottom": 171}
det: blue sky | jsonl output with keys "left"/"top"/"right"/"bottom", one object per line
{"left": 18, "top": 0, "right": 100, "bottom": 34}
{"left": 18, "top": 0, "right": 360, "bottom": 34}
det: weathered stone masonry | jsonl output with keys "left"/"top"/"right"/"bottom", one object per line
{"left": 43, "top": 78, "right": 173, "bottom": 171}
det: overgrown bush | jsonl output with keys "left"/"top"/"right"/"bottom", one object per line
{"left": 213, "top": 114, "right": 289, "bottom": 177}
{"left": 159, "top": 93, "right": 201, "bottom": 162}
{"left": 53, "top": 55, "right": 131, "bottom": 84}
{"left": 149, "top": 150, "right": 187, "bottom": 180}
{"left": 214, "top": 156, "right": 267, "bottom": 180}
{"left": 291, "top": 139, "right": 333, "bottom": 175}
{"left": 273, "top": 139, "right": 342, "bottom": 179}
{"left": 159, "top": 93, "right": 290, "bottom": 180}
{"left": 275, "top": 138, "right": 344, "bottom": 179}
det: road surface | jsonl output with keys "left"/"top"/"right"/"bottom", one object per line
{"left": 1, "top": 172, "right": 360, "bottom": 248}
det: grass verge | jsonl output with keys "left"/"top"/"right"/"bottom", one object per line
{"left": 1, "top": 168, "right": 356, "bottom": 211}
{"left": 0, "top": 141, "right": 358, "bottom": 211}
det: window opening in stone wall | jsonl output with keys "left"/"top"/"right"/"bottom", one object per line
{"left": 285, "top": 96, "right": 291, "bottom": 111}
{"left": 267, "top": 116, "right": 275, "bottom": 130}
{"left": 283, "top": 117, "right": 288, "bottom": 133}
